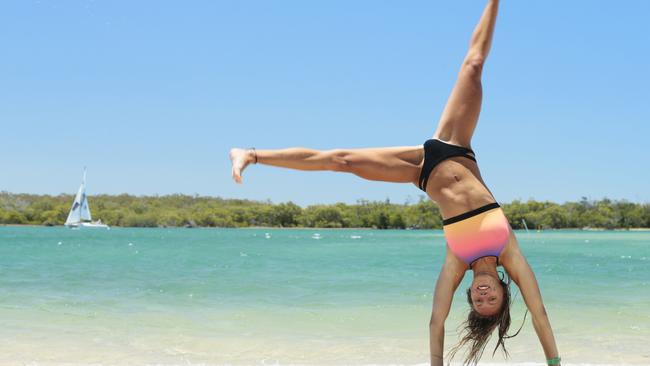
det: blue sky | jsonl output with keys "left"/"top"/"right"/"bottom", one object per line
{"left": 1, "top": 1, "right": 649, "bottom": 206}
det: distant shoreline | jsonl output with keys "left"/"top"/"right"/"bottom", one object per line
{"left": 2, "top": 193, "right": 649, "bottom": 230}
{"left": 2, "top": 224, "right": 649, "bottom": 231}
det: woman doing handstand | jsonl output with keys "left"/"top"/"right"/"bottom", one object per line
{"left": 229, "top": 1, "right": 560, "bottom": 365}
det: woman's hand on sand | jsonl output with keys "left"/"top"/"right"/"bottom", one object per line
{"left": 229, "top": 148, "right": 255, "bottom": 184}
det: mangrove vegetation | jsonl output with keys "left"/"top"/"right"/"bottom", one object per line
{"left": 1, "top": 192, "right": 648, "bottom": 229}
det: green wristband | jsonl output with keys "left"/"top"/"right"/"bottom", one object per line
{"left": 547, "top": 357, "right": 561, "bottom": 365}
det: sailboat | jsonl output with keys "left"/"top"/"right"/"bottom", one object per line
{"left": 65, "top": 168, "right": 109, "bottom": 229}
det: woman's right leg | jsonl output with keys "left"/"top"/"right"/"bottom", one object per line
{"left": 230, "top": 146, "right": 423, "bottom": 185}
{"left": 433, "top": 0, "right": 499, "bottom": 148}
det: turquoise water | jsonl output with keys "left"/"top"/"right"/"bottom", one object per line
{"left": 0, "top": 227, "right": 649, "bottom": 365}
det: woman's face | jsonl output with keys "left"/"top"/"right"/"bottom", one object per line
{"left": 468, "top": 272, "right": 504, "bottom": 316}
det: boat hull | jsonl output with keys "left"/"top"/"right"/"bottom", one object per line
{"left": 66, "top": 222, "right": 110, "bottom": 229}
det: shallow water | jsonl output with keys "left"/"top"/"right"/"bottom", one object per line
{"left": 0, "top": 227, "right": 648, "bottom": 365}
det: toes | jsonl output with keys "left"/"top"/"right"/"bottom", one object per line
{"left": 229, "top": 148, "right": 246, "bottom": 184}
{"left": 232, "top": 166, "right": 242, "bottom": 184}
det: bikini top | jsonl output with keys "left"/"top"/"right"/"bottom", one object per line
{"left": 442, "top": 203, "right": 510, "bottom": 266}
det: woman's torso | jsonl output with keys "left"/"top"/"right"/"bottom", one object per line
{"left": 424, "top": 156, "right": 497, "bottom": 219}
{"left": 407, "top": 140, "right": 516, "bottom": 267}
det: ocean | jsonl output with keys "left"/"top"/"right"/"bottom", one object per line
{"left": 0, "top": 227, "right": 648, "bottom": 365}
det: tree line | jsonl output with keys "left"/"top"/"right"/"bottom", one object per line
{"left": 1, "top": 192, "right": 648, "bottom": 229}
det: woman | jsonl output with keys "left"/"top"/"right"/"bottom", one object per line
{"left": 229, "top": 1, "right": 560, "bottom": 365}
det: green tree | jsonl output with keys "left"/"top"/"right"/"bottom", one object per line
{"left": 539, "top": 205, "right": 569, "bottom": 229}
{"left": 272, "top": 202, "right": 301, "bottom": 227}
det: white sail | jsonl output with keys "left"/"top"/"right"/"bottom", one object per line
{"left": 65, "top": 183, "right": 85, "bottom": 225}
{"left": 79, "top": 192, "right": 92, "bottom": 221}
{"left": 65, "top": 168, "right": 108, "bottom": 229}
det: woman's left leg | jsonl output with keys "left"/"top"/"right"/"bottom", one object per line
{"left": 230, "top": 146, "right": 423, "bottom": 185}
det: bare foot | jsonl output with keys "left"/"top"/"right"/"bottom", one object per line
{"left": 229, "top": 148, "right": 255, "bottom": 183}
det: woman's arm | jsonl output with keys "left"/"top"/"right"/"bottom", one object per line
{"left": 429, "top": 250, "right": 467, "bottom": 366}
{"left": 501, "top": 232, "right": 560, "bottom": 364}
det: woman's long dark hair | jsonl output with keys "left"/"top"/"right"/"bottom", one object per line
{"left": 446, "top": 272, "right": 528, "bottom": 366}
